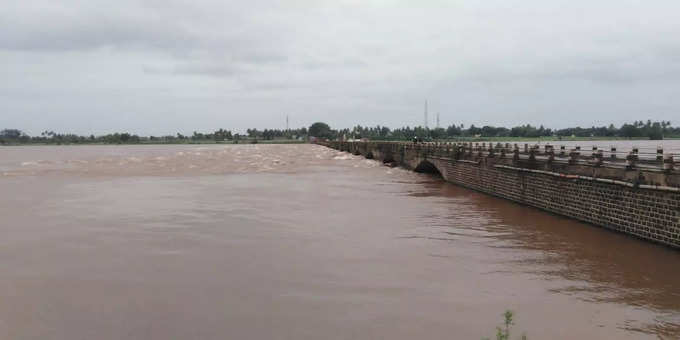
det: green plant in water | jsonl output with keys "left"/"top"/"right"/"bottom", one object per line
{"left": 483, "top": 310, "right": 527, "bottom": 340}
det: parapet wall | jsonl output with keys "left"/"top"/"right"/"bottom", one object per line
{"left": 322, "top": 141, "right": 680, "bottom": 248}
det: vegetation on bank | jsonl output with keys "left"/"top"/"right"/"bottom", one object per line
{"left": 1, "top": 120, "right": 678, "bottom": 145}
{"left": 338, "top": 120, "right": 678, "bottom": 141}
{"left": 0, "top": 128, "right": 308, "bottom": 145}
{"left": 483, "top": 310, "right": 527, "bottom": 340}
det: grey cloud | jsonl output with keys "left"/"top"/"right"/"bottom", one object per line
{"left": 0, "top": 0, "right": 291, "bottom": 66}
{"left": 2, "top": 0, "right": 680, "bottom": 135}
{"left": 172, "top": 63, "right": 243, "bottom": 77}
{"left": 0, "top": 2, "right": 193, "bottom": 52}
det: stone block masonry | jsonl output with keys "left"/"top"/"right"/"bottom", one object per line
{"left": 322, "top": 141, "right": 680, "bottom": 248}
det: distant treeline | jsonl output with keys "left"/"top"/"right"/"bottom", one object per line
{"left": 336, "top": 120, "right": 678, "bottom": 141}
{"left": 1, "top": 120, "right": 678, "bottom": 145}
{"left": 0, "top": 128, "right": 309, "bottom": 145}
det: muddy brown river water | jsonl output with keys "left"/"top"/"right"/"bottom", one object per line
{"left": 1, "top": 144, "right": 679, "bottom": 339}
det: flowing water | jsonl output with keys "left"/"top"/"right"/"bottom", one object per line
{"left": 1, "top": 144, "right": 679, "bottom": 339}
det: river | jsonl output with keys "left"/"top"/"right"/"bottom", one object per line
{"left": 1, "top": 144, "right": 679, "bottom": 339}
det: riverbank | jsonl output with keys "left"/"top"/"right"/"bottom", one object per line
{"left": 0, "top": 139, "right": 307, "bottom": 146}
{"left": 367, "top": 136, "right": 678, "bottom": 143}
{"left": 444, "top": 136, "right": 666, "bottom": 142}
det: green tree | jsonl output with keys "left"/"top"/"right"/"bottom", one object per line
{"left": 309, "top": 122, "right": 333, "bottom": 138}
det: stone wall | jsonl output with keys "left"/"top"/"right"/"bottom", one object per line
{"left": 323, "top": 141, "right": 680, "bottom": 248}
{"left": 429, "top": 157, "right": 680, "bottom": 248}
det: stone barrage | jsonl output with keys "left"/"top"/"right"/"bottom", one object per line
{"left": 321, "top": 141, "right": 680, "bottom": 248}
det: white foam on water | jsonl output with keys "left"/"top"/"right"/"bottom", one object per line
{"left": 361, "top": 159, "right": 379, "bottom": 167}
{"left": 21, "top": 162, "right": 38, "bottom": 166}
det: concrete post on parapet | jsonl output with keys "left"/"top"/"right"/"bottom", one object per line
{"left": 663, "top": 153, "right": 674, "bottom": 171}
{"left": 528, "top": 145, "right": 537, "bottom": 162}
{"left": 610, "top": 147, "right": 617, "bottom": 161}
{"left": 560, "top": 145, "right": 566, "bottom": 157}
{"left": 590, "top": 146, "right": 603, "bottom": 167}
{"left": 547, "top": 145, "right": 555, "bottom": 164}
{"left": 488, "top": 143, "right": 496, "bottom": 158}
{"left": 657, "top": 147, "right": 664, "bottom": 164}
{"left": 569, "top": 146, "right": 581, "bottom": 165}
{"left": 594, "top": 148, "right": 604, "bottom": 167}
{"left": 626, "top": 148, "right": 639, "bottom": 169}
{"left": 513, "top": 144, "right": 520, "bottom": 164}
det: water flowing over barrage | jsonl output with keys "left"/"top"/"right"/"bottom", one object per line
{"left": 1, "top": 144, "right": 679, "bottom": 339}
{"left": 0, "top": 144, "right": 382, "bottom": 177}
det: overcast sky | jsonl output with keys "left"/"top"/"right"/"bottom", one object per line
{"left": 1, "top": 0, "right": 679, "bottom": 135}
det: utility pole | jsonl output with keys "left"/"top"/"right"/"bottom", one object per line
{"left": 436, "top": 112, "right": 440, "bottom": 129}
{"left": 286, "top": 115, "right": 289, "bottom": 130}
{"left": 424, "top": 100, "right": 428, "bottom": 128}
